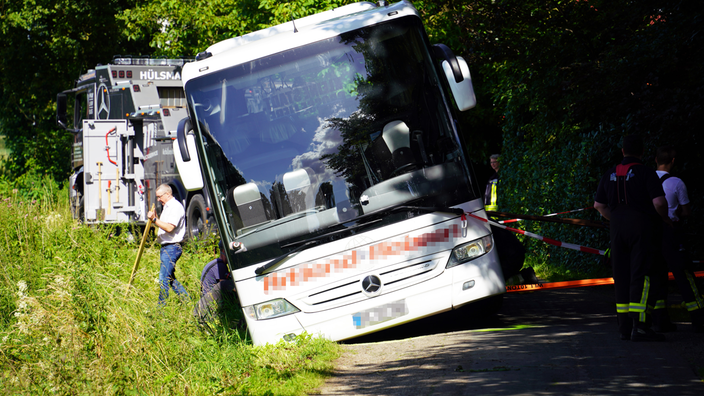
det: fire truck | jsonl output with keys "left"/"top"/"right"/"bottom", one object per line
{"left": 57, "top": 56, "right": 215, "bottom": 239}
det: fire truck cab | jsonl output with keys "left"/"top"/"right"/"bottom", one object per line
{"left": 57, "top": 56, "right": 215, "bottom": 239}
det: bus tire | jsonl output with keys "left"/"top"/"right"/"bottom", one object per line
{"left": 478, "top": 294, "right": 504, "bottom": 316}
{"left": 459, "top": 294, "right": 504, "bottom": 318}
{"left": 186, "top": 194, "right": 210, "bottom": 240}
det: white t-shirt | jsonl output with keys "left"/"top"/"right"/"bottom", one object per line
{"left": 157, "top": 197, "right": 186, "bottom": 244}
{"left": 655, "top": 170, "right": 690, "bottom": 221}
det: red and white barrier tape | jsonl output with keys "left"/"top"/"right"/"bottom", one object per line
{"left": 465, "top": 212, "right": 606, "bottom": 256}
{"left": 499, "top": 207, "right": 594, "bottom": 224}
{"left": 469, "top": 213, "right": 704, "bottom": 263}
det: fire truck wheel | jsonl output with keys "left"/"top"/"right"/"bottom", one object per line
{"left": 70, "top": 192, "right": 84, "bottom": 221}
{"left": 186, "top": 194, "right": 210, "bottom": 240}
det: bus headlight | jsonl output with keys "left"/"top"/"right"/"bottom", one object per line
{"left": 244, "top": 298, "right": 300, "bottom": 320}
{"left": 446, "top": 235, "right": 493, "bottom": 268}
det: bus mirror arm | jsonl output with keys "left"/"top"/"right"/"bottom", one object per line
{"left": 432, "top": 44, "right": 463, "bottom": 83}
{"left": 58, "top": 121, "right": 80, "bottom": 134}
{"left": 176, "top": 117, "right": 192, "bottom": 162}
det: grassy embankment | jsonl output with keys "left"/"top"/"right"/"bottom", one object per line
{"left": 0, "top": 178, "right": 340, "bottom": 395}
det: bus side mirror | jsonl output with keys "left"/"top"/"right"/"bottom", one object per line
{"left": 173, "top": 118, "right": 204, "bottom": 191}
{"left": 57, "top": 93, "right": 68, "bottom": 129}
{"left": 441, "top": 56, "right": 476, "bottom": 111}
{"left": 432, "top": 43, "right": 476, "bottom": 111}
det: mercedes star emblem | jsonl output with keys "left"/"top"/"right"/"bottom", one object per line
{"left": 361, "top": 275, "right": 382, "bottom": 296}
{"left": 97, "top": 83, "right": 110, "bottom": 120}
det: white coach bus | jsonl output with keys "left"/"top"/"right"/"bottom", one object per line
{"left": 174, "top": 1, "right": 505, "bottom": 345}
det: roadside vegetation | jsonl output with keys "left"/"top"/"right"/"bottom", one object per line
{"left": 526, "top": 251, "right": 612, "bottom": 283}
{"left": 0, "top": 175, "right": 340, "bottom": 395}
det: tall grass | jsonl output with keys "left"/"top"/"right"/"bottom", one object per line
{"left": 0, "top": 177, "right": 339, "bottom": 395}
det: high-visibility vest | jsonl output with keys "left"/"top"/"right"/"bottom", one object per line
{"left": 486, "top": 179, "right": 498, "bottom": 211}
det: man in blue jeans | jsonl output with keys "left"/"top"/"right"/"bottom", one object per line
{"left": 148, "top": 184, "right": 189, "bottom": 304}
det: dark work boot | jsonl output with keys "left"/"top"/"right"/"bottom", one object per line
{"left": 652, "top": 308, "right": 677, "bottom": 333}
{"left": 519, "top": 267, "right": 540, "bottom": 284}
{"left": 690, "top": 308, "right": 704, "bottom": 333}
{"left": 631, "top": 321, "right": 666, "bottom": 342}
{"left": 618, "top": 313, "right": 632, "bottom": 340}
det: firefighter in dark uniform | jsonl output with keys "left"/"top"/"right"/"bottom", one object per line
{"left": 594, "top": 135, "right": 673, "bottom": 341}
{"left": 652, "top": 145, "right": 704, "bottom": 333}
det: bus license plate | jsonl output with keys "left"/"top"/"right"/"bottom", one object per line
{"left": 352, "top": 300, "right": 408, "bottom": 329}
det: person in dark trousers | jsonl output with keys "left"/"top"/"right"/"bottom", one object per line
{"left": 148, "top": 184, "right": 189, "bottom": 304}
{"left": 483, "top": 153, "right": 535, "bottom": 284}
{"left": 652, "top": 146, "right": 703, "bottom": 333}
{"left": 200, "top": 242, "right": 232, "bottom": 295}
{"left": 594, "top": 135, "right": 672, "bottom": 342}
{"left": 194, "top": 242, "right": 235, "bottom": 323}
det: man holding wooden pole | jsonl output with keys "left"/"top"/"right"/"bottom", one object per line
{"left": 148, "top": 184, "right": 189, "bottom": 304}
{"left": 125, "top": 203, "right": 154, "bottom": 296}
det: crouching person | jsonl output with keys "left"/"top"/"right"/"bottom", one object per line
{"left": 193, "top": 242, "right": 236, "bottom": 324}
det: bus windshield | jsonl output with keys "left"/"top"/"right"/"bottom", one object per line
{"left": 186, "top": 17, "right": 478, "bottom": 269}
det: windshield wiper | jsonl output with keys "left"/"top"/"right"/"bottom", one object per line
{"left": 349, "top": 204, "right": 463, "bottom": 225}
{"left": 255, "top": 240, "right": 320, "bottom": 276}
{"left": 236, "top": 209, "right": 316, "bottom": 239}
{"left": 393, "top": 206, "right": 464, "bottom": 216}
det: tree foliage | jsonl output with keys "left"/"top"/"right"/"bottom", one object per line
{"left": 117, "top": 0, "right": 354, "bottom": 58}
{"left": 0, "top": 0, "right": 151, "bottom": 179}
{"left": 430, "top": 0, "right": 704, "bottom": 267}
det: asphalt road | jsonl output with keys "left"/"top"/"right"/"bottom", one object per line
{"left": 316, "top": 284, "right": 704, "bottom": 395}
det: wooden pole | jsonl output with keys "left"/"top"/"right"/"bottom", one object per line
{"left": 115, "top": 167, "right": 120, "bottom": 205}
{"left": 126, "top": 203, "right": 156, "bottom": 297}
{"left": 107, "top": 181, "right": 112, "bottom": 216}
{"left": 96, "top": 162, "right": 103, "bottom": 220}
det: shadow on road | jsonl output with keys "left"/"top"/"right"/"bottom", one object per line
{"left": 322, "top": 285, "right": 704, "bottom": 395}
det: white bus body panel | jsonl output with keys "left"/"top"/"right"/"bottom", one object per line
{"left": 235, "top": 202, "right": 504, "bottom": 345}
